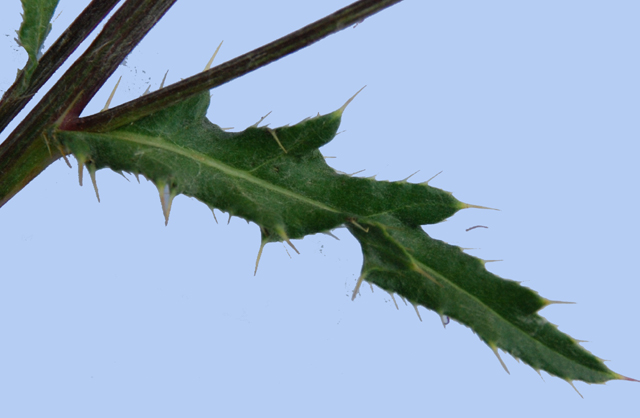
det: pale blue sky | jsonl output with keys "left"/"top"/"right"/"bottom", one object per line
{"left": 1, "top": 1, "right": 638, "bottom": 416}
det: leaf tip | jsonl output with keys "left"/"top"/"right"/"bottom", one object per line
{"left": 541, "top": 298, "right": 576, "bottom": 308}
{"left": 615, "top": 374, "right": 639, "bottom": 383}
{"left": 336, "top": 85, "right": 366, "bottom": 115}
{"left": 459, "top": 202, "right": 500, "bottom": 211}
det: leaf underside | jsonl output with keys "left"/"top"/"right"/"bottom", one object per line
{"left": 56, "top": 90, "right": 624, "bottom": 386}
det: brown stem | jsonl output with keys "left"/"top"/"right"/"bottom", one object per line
{"left": 73, "top": 0, "right": 404, "bottom": 132}
{"left": 0, "top": 0, "right": 177, "bottom": 209}
{"left": 0, "top": 0, "right": 122, "bottom": 135}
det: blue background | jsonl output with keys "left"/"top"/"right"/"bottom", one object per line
{"left": 1, "top": 1, "right": 638, "bottom": 416}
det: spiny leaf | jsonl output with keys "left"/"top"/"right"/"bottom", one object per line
{"left": 56, "top": 91, "right": 462, "bottom": 244}
{"left": 347, "top": 214, "right": 624, "bottom": 384}
{"left": 55, "top": 89, "right": 628, "bottom": 386}
{"left": 17, "top": 0, "right": 59, "bottom": 86}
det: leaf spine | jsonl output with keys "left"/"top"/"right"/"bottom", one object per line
{"left": 204, "top": 40, "right": 223, "bottom": 71}
{"left": 387, "top": 291, "right": 399, "bottom": 310}
{"left": 115, "top": 171, "right": 130, "bottom": 182}
{"left": 543, "top": 299, "right": 576, "bottom": 306}
{"left": 284, "top": 238, "right": 299, "bottom": 254}
{"left": 53, "top": 138, "right": 72, "bottom": 168}
{"left": 209, "top": 207, "right": 218, "bottom": 224}
{"left": 421, "top": 170, "right": 442, "bottom": 185}
{"left": 87, "top": 164, "right": 100, "bottom": 202}
{"left": 348, "top": 219, "right": 369, "bottom": 233}
{"left": 566, "top": 380, "right": 583, "bottom": 398}
{"left": 323, "top": 231, "right": 340, "bottom": 241}
{"left": 461, "top": 202, "right": 499, "bottom": 211}
{"left": 490, "top": 344, "right": 510, "bottom": 375}
{"left": 337, "top": 85, "right": 366, "bottom": 115}
{"left": 159, "top": 70, "right": 169, "bottom": 89}
{"left": 77, "top": 159, "right": 84, "bottom": 186}
{"left": 351, "top": 275, "right": 365, "bottom": 301}
{"left": 254, "top": 240, "right": 267, "bottom": 276}
{"left": 251, "top": 111, "right": 272, "bottom": 128}
{"left": 411, "top": 303, "right": 423, "bottom": 322}
{"left": 481, "top": 259, "right": 503, "bottom": 264}
{"left": 157, "top": 181, "right": 176, "bottom": 226}
{"left": 101, "top": 75, "right": 122, "bottom": 112}
{"left": 399, "top": 170, "right": 420, "bottom": 182}
{"left": 615, "top": 374, "right": 639, "bottom": 382}
{"left": 267, "top": 128, "right": 287, "bottom": 153}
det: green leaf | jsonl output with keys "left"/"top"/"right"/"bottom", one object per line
{"left": 17, "top": 0, "right": 59, "bottom": 85}
{"left": 347, "top": 214, "right": 625, "bottom": 385}
{"left": 56, "top": 91, "right": 462, "bottom": 244}
{"left": 55, "top": 90, "right": 628, "bottom": 386}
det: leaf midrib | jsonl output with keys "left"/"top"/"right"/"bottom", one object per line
{"left": 377, "top": 224, "right": 604, "bottom": 378}
{"left": 106, "top": 131, "right": 342, "bottom": 215}
{"left": 414, "top": 255, "right": 601, "bottom": 375}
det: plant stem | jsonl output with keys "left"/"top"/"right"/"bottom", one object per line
{"left": 0, "top": 0, "right": 176, "bottom": 209}
{"left": 73, "top": 0, "right": 404, "bottom": 132}
{"left": 0, "top": 0, "right": 122, "bottom": 135}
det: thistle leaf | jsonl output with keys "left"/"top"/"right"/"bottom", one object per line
{"left": 17, "top": 0, "right": 59, "bottom": 85}
{"left": 347, "top": 214, "right": 623, "bottom": 384}
{"left": 56, "top": 90, "right": 626, "bottom": 385}
{"left": 57, "top": 91, "right": 462, "bottom": 243}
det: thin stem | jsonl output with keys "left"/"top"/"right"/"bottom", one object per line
{"left": 74, "top": 0, "right": 404, "bottom": 132}
{"left": 0, "top": 0, "right": 122, "bottom": 135}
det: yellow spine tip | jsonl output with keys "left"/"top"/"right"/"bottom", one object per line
{"left": 490, "top": 345, "right": 510, "bottom": 375}
{"left": 101, "top": 75, "right": 122, "bottom": 112}
{"left": 566, "top": 380, "right": 584, "bottom": 398}
{"left": 204, "top": 40, "right": 223, "bottom": 71}
{"left": 337, "top": 85, "right": 366, "bottom": 115}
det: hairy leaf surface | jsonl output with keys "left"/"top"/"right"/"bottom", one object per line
{"left": 56, "top": 90, "right": 624, "bottom": 386}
